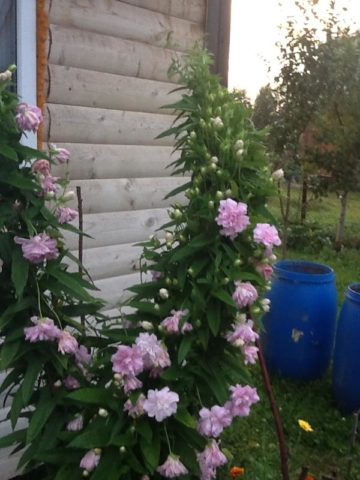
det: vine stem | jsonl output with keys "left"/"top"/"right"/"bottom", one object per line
{"left": 164, "top": 423, "right": 172, "bottom": 454}
{"left": 35, "top": 280, "right": 43, "bottom": 318}
{"left": 255, "top": 338, "right": 290, "bottom": 480}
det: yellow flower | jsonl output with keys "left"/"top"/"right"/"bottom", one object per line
{"left": 298, "top": 419, "right": 313, "bottom": 432}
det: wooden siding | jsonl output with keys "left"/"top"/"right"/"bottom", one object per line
{"left": 43, "top": 0, "right": 206, "bottom": 314}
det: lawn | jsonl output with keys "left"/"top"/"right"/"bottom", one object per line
{"left": 221, "top": 190, "right": 360, "bottom": 480}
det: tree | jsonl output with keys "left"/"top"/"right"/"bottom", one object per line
{"left": 252, "top": 85, "right": 276, "bottom": 130}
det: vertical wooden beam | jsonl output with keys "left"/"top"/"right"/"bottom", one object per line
{"left": 205, "top": 0, "right": 232, "bottom": 86}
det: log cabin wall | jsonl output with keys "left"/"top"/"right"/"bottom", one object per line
{"left": 43, "top": 0, "right": 207, "bottom": 310}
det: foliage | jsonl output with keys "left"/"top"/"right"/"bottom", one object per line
{"left": 0, "top": 67, "right": 104, "bottom": 477}
{"left": 252, "top": 85, "right": 276, "bottom": 131}
{"left": 17, "top": 48, "right": 282, "bottom": 479}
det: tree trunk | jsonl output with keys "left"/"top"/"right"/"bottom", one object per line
{"left": 281, "top": 178, "right": 292, "bottom": 258}
{"left": 300, "top": 175, "right": 308, "bottom": 224}
{"left": 335, "top": 192, "right": 348, "bottom": 249}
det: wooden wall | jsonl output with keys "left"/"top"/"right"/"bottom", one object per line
{"left": 43, "top": 0, "right": 207, "bottom": 309}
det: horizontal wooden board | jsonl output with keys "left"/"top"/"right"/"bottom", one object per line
{"left": 49, "top": 24, "right": 182, "bottom": 83}
{"left": 63, "top": 207, "right": 170, "bottom": 250}
{"left": 67, "top": 177, "right": 187, "bottom": 214}
{"left": 51, "top": 144, "right": 177, "bottom": 180}
{"left": 48, "top": 0, "right": 203, "bottom": 52}
{"left": 44, "top": 104, "right": 176, "bottom": 145}
{"left": 47, "top": 64, "right": 180, "bottom": 114}
{"left": 70, "top": 242, "right": 143, "bottom": 280}
{"left": 121, "top": 0, "right": 206, "bottom": 23}
{"left": 93, "top": 272, "right": 152, "bottom": 307}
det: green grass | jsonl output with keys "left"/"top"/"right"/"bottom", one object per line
{"left": 221, "top": 191, "right": 360, "bottom": 480}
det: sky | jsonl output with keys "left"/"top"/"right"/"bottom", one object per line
{"left": 228, "top": 0, "right": 360, "bottom": 101}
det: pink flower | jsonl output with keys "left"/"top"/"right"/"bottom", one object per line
{"left": 215, "top": 199, "right": 250, "bottom": 240}
{"left": 58, "top": 330, "right": 78, "bottom": 355}
{"left": 80, "top": 450, "right": 100, "bottom": 473}
{"left": 50, "top": 144, "right": 70, "bottom": 164}
{"left": 197, "top": 440, "right": 227, "bottom": 480}
{"left": 161, "top": 309, "right": 189, "bottom": 334}
{"left": 232, "top": 281, "right": 258, "bottom": 308}
{"left": 197, "top": 405, "right": 232, "bottom": 438}
{"left": 15, "top": 233, "right": 59, "bottom": 264}
{"left": 123, "top": 375, "right": 143, "bottom": 394}
{"left": 151, "top": 270, "right": 162, "bottom": 281}
{"left": 32, "top": 159, "right": 50, "bottom": 176}
{"left": 228, "top": 384, "right": 260, "bottom": 417}
{"left": 16, "top": 103, "right": 43, "bottom": 133}
{"left": 75, "top": 345, "right": 92, "bottom": 366}
{"left": 124, "top": 394, "right": 146, "bottom": 418}
{"left": 111, "top": 345, "right": 144, "bottom": 377}
{"left": 242, "top": 345, "right": 259, "bottom": 365}
{"left": 226, "top": 320, "right": 259, "bottom": 347}
{"left": 64, "top": 376, "right": 81, "bottom": 390}
{"left": 56, "top": 207, "right": 78, "bottom": 224}
{"left": 143, "top": 387, "right": 179, "bottom": 422}
{"left": 157, "top": 454, "right": 188, "bottom": 478}
{"left": 135, "top": 333, "right": 171, "bottom": 370}
{"left": 253, "top": 223, "right": 281, "bottom": 248}
{"left": 0, "top": 258, "right": 3, "bottom": 273}
{"left": 181, "top": 322, "right": 193, "bottom": 333}
{"left": 24, "top": 316, "right": 60, "bottom": 343}
{"left": 40, "top": 174, "right": 59, "bottom": 195}
{"left": 66, "top": 415, "right": 84, "bottom": 431}
{"left": 256, "top": 263, "right": 273, "bottom": 281}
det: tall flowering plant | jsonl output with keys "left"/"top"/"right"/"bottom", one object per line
{"left": 0, "top": 67, "right": 103, "bottom": 476}
{"left": 40, "top": 50, "right": 281, "bottom": 479}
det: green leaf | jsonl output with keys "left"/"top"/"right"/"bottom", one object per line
{"left": 69, "top": 425, "right": 110, "bottom": 448}
{"left": 175, "top": 407, "right": 196, "bottom": 429}
{"left": 140, "top": 433, "right": 160, "bottom": 473}
{"left": 55, "top": 465, "right": 83, "bottom": 480}
{"left": 135, "top": 418, "right": 153, "bottom": 444}
{"left": 177, "top": 335, "right": 193, "bottom": 364}
{"left": 10, "top": 387, "right": 24, "bottom": 429}
{"left": 212, "top": 289, "right": 236, "bottom": 308}
{"left": 92, "top": 449, "right": 129, "bottom": 480}
{"left": 208, "top": 303, "right": 221, "bottom": 337}
{"left": 0, "top": 340, "right": 21, "bottom": 369}
{"left": 164, "top": 181, "right": 191, "bottom": 199}
{"left": 66, "top": 388, "right": 118, "bottom": 410}
{"left": 11, "top": 247, "right": 29, "bottom": 298}
{"left": 22, "top": 357, "right": 43, "bottom": 404}
{"left": 0, "top": 297, "right": 35, "bottom": 329}
{"left": 0, "top": 428, "right": 26, "bottom": 448}
{"left": 27, "top": 390, "right": 56, "bottom": 443}
{"left": 48, "top": 269, "right": 94, "bottom": 302}
{"left": 0, "top": 143, "right": 18, "bottom": 161}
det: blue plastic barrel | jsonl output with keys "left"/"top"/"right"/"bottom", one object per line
{"left": 261, "top": 260, "right": 337, "bottom": 380}
{"left": 333, "top": 284, "right": 360, "bottom": 414}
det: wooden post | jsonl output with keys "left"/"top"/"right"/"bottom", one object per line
{"left": 205, "top": 0, "right": 232, "bottom": 86}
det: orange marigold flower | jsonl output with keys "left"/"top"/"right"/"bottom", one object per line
{"left": 230, "top": 466, "right": 245, "bottom": 477}
{"left": 305, "top": 476, "right": 315, "bottom": 480}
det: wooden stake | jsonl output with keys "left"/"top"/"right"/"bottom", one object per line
{"left": 76, "top": 186, "right": 85, "bottom": 328}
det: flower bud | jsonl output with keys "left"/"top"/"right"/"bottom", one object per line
{"left": 222, "top": 277, "right": 230, "bottom": 285}
{"left": 159, "top": 288, "right": 169, "bottom": 300}
{"left": 165, "top": 232, "right": 174, "bottom": 243}
{"left": 235, "top": 139, "right": 244, "bottom": 150}
{"left": 172, "top": 278, "right": 178, "bottom": 286}
{"left": 173, "top": 209, "right": 182, "bottom": 220}
{"left": 234, "top": 259, "right": 242, "bottom": 267}
{"left": 98, "top": 408, "right": 108, "bottom": 418}
{"left": 114, "top": 373, "right": 122, "bottom": 381}
{"left": 187, "top": 267, "right": 194, "bottom": 276}
{"left": 252, "top": 307, "right": 261, "bottom": 314}
{"left": 82, "top": 471, "right": 89, "bottom": 477}
{"left": 225, "top": 189, "right": 232, "bottom": 197}
{"left": 236, "top": 149, "right": 244, "bottom": 158}
{"left": 272, "top": 168, "right": 284, "bottom": 181}
{"left": 200, "top": 166, "right": 207, "bottom": 174}
{"left": 215, "top": 191, "right": 224, "bottom": 200}
{"left": 189, "top": 131, "right": 196, "bottom": 139}
{"left": 119, "top": 446, "right": 126, "bottom": 453}
{"left": 165, "top": 277, "right": 172, "bottom": 286}
{"left": 53, "top": 380, "right": 62, "bottom": 388}
{"left": 154, "top": 303, "right": 160, "bottom": 311}
{"left": 62, "top": 190, "right": 75, "bottom": 202}
{"left": 94, "top": 448, "right": 102, "bottom": 455}
{"left": 210, "top": 156, "right": 219, "bottom": 164}
{"left": 209, "top": 163, "right": 217, "bottom": 171}
{"left": 140, "top": 321, "right": 153, "bottom": 331}
{"left": 208, "top": 201, "right": 214, "bottom": 209}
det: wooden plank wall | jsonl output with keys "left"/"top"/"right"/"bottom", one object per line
{"left": 43, "top": 0, "right": 206, "bottom": 308}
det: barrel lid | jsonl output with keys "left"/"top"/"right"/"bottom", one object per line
{"left": 273, "top": 260, "right": 335, "bottom": 284}
{"left": 346, "top": 283, "right": 360, "bottom": 303}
